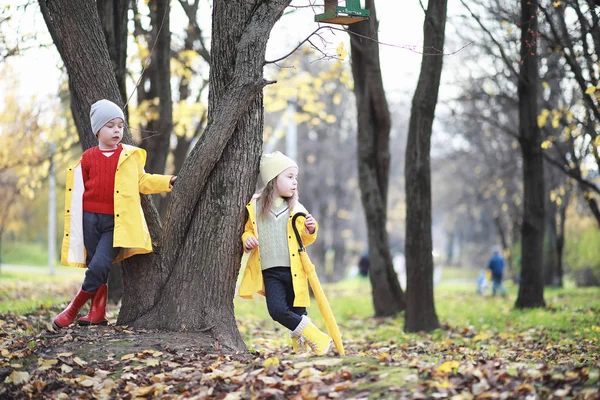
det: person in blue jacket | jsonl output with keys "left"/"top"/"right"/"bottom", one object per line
{"left": 488, "top": 247, "right": 507, "bottom": 297}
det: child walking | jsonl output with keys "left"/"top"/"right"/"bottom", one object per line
{"left": 54, "top": 99, "right": 176, "bottom": 329}
{"left": 238, "top": 152, "right": 332, "bottom": 355}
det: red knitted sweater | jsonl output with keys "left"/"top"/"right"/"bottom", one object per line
{"left": 81, "top": 145, "right": 123, "bottom": 215}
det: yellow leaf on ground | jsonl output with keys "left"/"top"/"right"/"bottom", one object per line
{"left": 38, "top": 358, "right": 58, "bottom": 370}
{"left": 121, "top": 353, "right": 135, "bottom": 361}
{"left": 145, "top": 359, "right": 159, "bottom": 367}
{"left": 61, "top": 364, "right": 73, "bottom": 373}
{"left": 5, "top": 370, "right": 30, "bottom": 385}
{"left": 72, "top": 357, "right": 87, "bottom": 366}
{"left": 436, "top": 360, "right": 460, "bottom": 374}
{"left": 263, "top": 356, "right": 280, "bottom": 369}
{"left": 585, "top": 86, "right": 596, "bottom": 94}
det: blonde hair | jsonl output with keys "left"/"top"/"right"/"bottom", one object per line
{"left": 258, "top": 177, "right": 298, "bottom": 220}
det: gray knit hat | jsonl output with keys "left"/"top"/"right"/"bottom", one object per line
{"left": 90, "top": 99, "right": 125, "bottom": 135}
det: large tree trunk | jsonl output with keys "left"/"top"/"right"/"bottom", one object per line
{"left": 404, "top": 0, "right": 447, "bottom": 333}
{"left": 349, "top": 0, "right": 405, "bottom": 317}
{"left": 38, "top": 0, "right": 164, "bottom": 308}
{"left": 515, "top": 0, "right": 546, "bottom": 309}
{"left": 124, "top": 0, "right": 291, "bottom": 351}
{"left": 40, "top": 0, "right": 291, "bottom": 351}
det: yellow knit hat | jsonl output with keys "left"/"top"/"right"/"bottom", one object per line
{"left": 260, "top": 151, "right": 298, "bottom": 184}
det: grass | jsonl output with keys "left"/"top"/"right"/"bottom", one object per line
{"left": 0, "top": 266, "right": 84, "bottom": 314}
{"left": 3, "top": 263, "right": 599, "bottom": 348}
{"left": 1, "top": 241, "right": 52, "bottom": 267}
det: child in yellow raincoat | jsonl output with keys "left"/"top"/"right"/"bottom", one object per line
{"left": 54, "top": 99, "right": 176, "bottom": 329}
{"left": 238, "top": 152, "right": 332, "bottom": 355}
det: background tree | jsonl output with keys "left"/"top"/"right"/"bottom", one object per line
{"left": 404, "top": 0, "right": 448, "bottom": 332}
{"left": 349, "top": 0, "right": 405, "bottom": 316}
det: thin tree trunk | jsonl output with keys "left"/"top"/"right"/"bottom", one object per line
{"left": 515, "top": 0, "right": 546, "bottom": 309}
{"left": 97, "top": 0, "right": 129, "bottom": 110}
{"left": 124, "top": 0, "right": 292, "bottom": 351}
{"left": 555, "top": 191, "right": 568, "bottom": 288}
{"left": 140, "top": 0, "right": 172, "bottom": 176}
{"left": 404, "top": 0, "right": 447, "bottom": 333}
{"left": 97, "top": 0, "right": 130, "bottom": 303}
{"left": 543, "top": 189, "right": 558, "bottom": 286}
{"left": 349, "top": 0, "right": 405, "bottom": 317}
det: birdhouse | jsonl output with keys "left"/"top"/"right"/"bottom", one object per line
{"left": 314, "top": 0, "right": 370, "bottom": 25}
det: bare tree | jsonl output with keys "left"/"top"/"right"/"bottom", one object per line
{"left": 404, "top": 0, "right": 448, "bottom": 332}
{"left": 515, "top": 0, "right": 546, "bottom": 308}
{"left": 349, "top": 0, "right": 405, "bottom": 316}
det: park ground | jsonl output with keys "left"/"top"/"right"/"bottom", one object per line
{"left": 0, "top": 261, "right": 599, "bottom": 399}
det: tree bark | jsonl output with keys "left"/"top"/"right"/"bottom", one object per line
{"left": 139, "top": 0, "right": 173, "bottom": 177}
{"left": 96, "top": 0, "right": 129, "bottom": 110}
{"left": 124, "top": 0, "right": 292, "bottom": 351}
{"left": 404, "top": 0, "right": 447, "bottom": 332}
{"left": 38, "top": 0, "right": 164, "bottom": 310}
{"left": 349, "top": 0, "right": 405, "bottom": 317}
{"left": 515, "top": 0, "right": 546, "bottom": 309}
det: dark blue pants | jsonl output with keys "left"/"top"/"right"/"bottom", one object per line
{"left": 82, "top": 212, "right": 120, "bottom": 293}
{"left": 262, "top": 267, "right": 307, "bottom": 331}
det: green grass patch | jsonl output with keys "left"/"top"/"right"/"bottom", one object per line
{"left": 1, "top": 241, "right": 52, "bottom": 266}
{"left": 0, "top": 296, "right": 73, "bottom": 315}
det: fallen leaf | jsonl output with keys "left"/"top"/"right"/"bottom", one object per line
{"left": 4, "top": 370, "right": 30, "bottom": 385}
{"left": 61, "top": 364, "right": 73, "bottom": 373}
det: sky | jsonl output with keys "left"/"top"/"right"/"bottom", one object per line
{"left": 1, "top": 0, "right": 466, "bottom": 108}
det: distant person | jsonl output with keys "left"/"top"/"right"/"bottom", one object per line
{"left": 358, "top": 252, "right": 370, "bottom": 277}
{"left": 476, "top": 269, "right": 490, "bottom": 295}
{"left": 488, "top": 247, "right": 507, "bottom": 297}
{"left": 54, "top": 99, "right": 177, "bottom": 329}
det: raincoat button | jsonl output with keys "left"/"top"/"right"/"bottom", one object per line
{"left": 116, "top": 191, "right": 119, "bottom": 193}
{"left": 67, "top": 210, "right": 69, "bottom": 213}
{"left": 116, "top": 214, "right": 119, "bottom": 217}
{"left": 68, "top": 189, "right": 71, "bottom": 191}
{"left": 294, "top": 274, "right": 297, "bottom": 277}
{"left": 289, "top": 236, "right": 291, "bottom": 238}
{"left": 66, "top": 234, "right": 69, "bottom": 236}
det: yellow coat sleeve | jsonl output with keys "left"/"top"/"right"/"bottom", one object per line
{"left": 136, "top": 154, "right": 173, "bottom": 195}
{"left": 241, "top": 214, "right": 256, "bottom": 253}
{"left": 294, "top": 214, "right": 318, "bottom": 247}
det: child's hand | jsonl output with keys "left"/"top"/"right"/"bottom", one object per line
{"left": 170, "top": 176, "right": 177, "bottom": 188}
{"left": 304, "top": 214, "right": 316, "bottom": 234}
{"left": 244, "top": 236, "right": 259, "bottom": 251}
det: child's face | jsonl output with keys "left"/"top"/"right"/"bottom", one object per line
{"left": 97, "top": 118, "right": 124, "bottom": 148}
{"left": 276, "top": 166, "right": 298, "bottom": 198}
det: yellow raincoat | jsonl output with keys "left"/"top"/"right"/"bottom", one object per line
{"left": 61, "top": 144, "right": 173, "bottom": 267}
{"left": 238, "top": 195, "right": 318, "bottom": 307}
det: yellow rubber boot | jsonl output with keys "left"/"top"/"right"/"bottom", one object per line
{"left": 296, "top": 316, "right": 332, "bottom": 356}
{"left": 290, "top": 331, "right": 309, "bottom": 354}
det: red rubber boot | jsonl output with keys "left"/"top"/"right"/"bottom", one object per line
{"left": 53, "top": 288, "right": 94, "bottom": 329}
{"left": 78, "top": 284, "right": 108, "bottom": 326}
